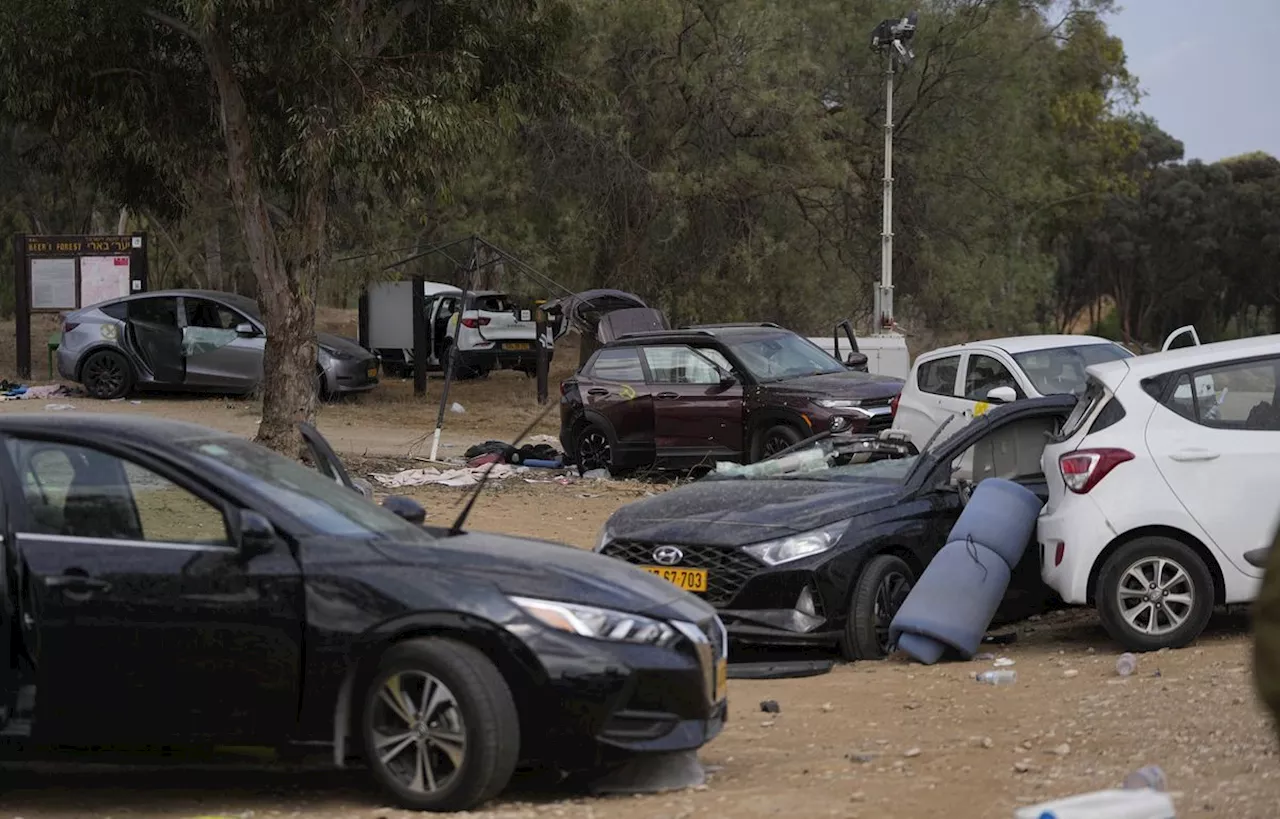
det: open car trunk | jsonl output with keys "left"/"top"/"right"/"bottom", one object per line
{"left": 542, "top": 289, "right": 661, "bottom": 367}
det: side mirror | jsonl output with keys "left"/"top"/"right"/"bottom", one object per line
{"left": 235, "top": 322, "right": 259, "bottom": 337}
{"left": 845, "top": 352, "right": 869, "bottom": 371}
{"left": 986, "top": 386, "right": 1017, "bottom": 404}
{"left": 718, "top": 371, "right": 738, "bottom": 387}
{"left": 352, "top": 477, "right": 375, "bottom": 500}
{"left": 382, "top": 495, "right": 427, "bottom": 525}
{"left": 236, "top": 509, "right": 277, "bottom": 558}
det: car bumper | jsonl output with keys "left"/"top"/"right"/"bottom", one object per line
{"left": 514, "top": 619, "right": 727, "bottom": 768}
{"left": 1038, "top": 494, "right": 1114, "bottom": 605}
{"left": 460, "top": 344, "right": 552, "bottom": 372}
{"left": 327, "top": 357, "right": 380, "bottom": 394}
{"left": 56, "top": 347, "right": 78, "bottom": 381}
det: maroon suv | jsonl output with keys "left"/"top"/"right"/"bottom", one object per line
{"left": 560, "top": 323, "right": 905, "bottom": 473}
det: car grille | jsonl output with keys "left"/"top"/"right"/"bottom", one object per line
{"left": 867, "top": 413, "right": 894, "bottom": 433}
{"left": 600, "top": 540, "right": 764, "bottom": 607}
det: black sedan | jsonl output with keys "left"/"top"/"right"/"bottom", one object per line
{"left": 0, "top": 415, "right": 727, "bottom": 812}
{"left": 594, "top": 395, "right": 1076, "bottom": 660}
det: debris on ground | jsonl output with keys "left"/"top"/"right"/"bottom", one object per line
{"left": 759, "top": 700, "right": 780, "bottom": 713}
{"left": 0, "top": 382, "right": 77, "bottom": 401}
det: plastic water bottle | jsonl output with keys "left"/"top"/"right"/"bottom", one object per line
{"left": 1122, "top": 765, "right": 1168, "bottom": 791}
{"left": 1116, "top": 653, "right": 1138, "bottom": 677}
{"left": 976, "top": 670, "right": 1017, "bottom": 685}
{"left": 1014, "top": 789, "right": 1175, "bottom": 819}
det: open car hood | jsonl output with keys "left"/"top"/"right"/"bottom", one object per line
{"left": 605, "top": 479, "right": 903, "bottom": 547}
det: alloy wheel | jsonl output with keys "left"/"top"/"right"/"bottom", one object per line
{"left": 85, "top": 355, "right": 125, "bottom": 397}
{"left": 873, "top": 570, "right": 912, "bottom": 654}
{"left": 1115, "top": 556, "right": 1195, "bottom": 637}
{"left": 763, "top": 433, "right": 793, "bottom": 457}
{"left": 369, "top": 670, "right": 467, "bottom": 794}
{"left": 578, "top": 429, "right": 612, "bottom": 470}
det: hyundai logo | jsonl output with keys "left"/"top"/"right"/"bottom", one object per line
{"left": 652, "top": 546, "right": 684, "bottom": 566}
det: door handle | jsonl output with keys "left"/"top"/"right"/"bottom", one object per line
{"left": 45, "top": 574, "right": 112, "bottom": 593}
{"left": 587, "top": 388, "right": 609, "bottom": 397}
{"left": 1170, "top": 448, "right": 1220, "bottom": 462}
{"left": 656, "top": 392, "right": 679, "bottom": 400}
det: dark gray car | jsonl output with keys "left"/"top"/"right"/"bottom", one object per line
{"left": 56, "top": 289, "right": 380, "bottom": 400}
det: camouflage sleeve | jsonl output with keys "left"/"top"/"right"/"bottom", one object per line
{"left": 1253, "top": 519, "right": 1280, "bottom": 737}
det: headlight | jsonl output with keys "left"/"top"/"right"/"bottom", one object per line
{"left": 322, "top": 346, "right": 356, "bottom": 361}
{"left": 509, "top": 596, "right": 678, "bottom": 648}
{"left": 594, "top": 522, "right": 614, "bottom": 552}
{"left": 742, "top": 521, "right": 850, "bottom": 566}
{"left": 816, "top": 398, "right": 861, "bottom": 408}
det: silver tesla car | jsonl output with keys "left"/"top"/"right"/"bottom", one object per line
{"left": 56, "top": 289, "right": 380, "bottom": 400}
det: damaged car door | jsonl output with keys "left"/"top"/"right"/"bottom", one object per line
{"left": 180, "top": 295, "right": 265, "bottom": 391}
{"left": 641, "top": 345, "right": 744, "bottom": 465}
{"left": 126, "top": 295, "right": 185, "bottom": 385}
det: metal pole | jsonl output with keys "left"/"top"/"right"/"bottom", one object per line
{"left": 535, "top": 305, "right": 549, "bottom": 405}
{"left": 878, "top": 53, "right": 895, "bottom": 332}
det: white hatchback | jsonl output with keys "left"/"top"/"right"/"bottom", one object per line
{"left": 1038, "top": 334, "right": 1280, "bottom": 651}
{"left": 892, "top": 335, "right": 1133, "bottom": 448}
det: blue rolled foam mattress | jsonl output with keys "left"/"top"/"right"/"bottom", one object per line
{"left": 889, "top": 539, "right": 1012, "bottom": 663}
{"left": 944, "top": 477, "right": 1043, "bottom": 569}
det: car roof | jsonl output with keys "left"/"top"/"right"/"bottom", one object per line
{"left": 921, "top": 334, "right": 1119, "bottom": 359}
{"left": 0, "top": 413, "right": 241, "bottom": 447}
{"left": 1087, "top": 333, "right": 1280, "bottom": 384}
{"left": 605, "top": 324, "right": 793, "bottom": 347}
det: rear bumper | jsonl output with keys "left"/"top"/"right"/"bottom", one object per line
{"left": 1038, "top": 494, "right": 1113, "bottom": 604}
{"left": 460, "top": 345, "right": 552, "bottom": 372}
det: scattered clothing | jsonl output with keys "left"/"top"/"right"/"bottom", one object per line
{"left": 371, "top": 464, "right": 518, "bottom": 488}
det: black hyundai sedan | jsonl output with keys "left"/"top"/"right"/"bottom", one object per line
{"left": 595, "top": 395, "right": 1076, "bottom": 661}
{"left": 0, "top": 414, "right": 726, "bottom": 812}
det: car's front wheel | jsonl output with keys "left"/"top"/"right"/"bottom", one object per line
{"left": 750, "top": 423, "right": 805, "bottom": 462}
{"left": 361, "top": 638, "right": 520, "bottom": 813}
{"left": 1096, "top": 536, "right": 1215, "bottom": 652}
{"left": 81, "top": 349, "right": 133, "bottom": 400}
{"left": 840, "top": 554, "right": 915, "bottom": 661}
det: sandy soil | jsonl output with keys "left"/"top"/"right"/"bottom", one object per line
{"left": 0, "top": 326, "right": 1277, "bottom": 818}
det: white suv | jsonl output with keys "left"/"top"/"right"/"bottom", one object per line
{"left": 893, "top": 335, "right": 1132, "bottom": 448}
{"left": 1038, "top": 334, "right": 1280, "bottom": 651}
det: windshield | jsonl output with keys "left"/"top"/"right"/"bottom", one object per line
{"left": 728, "top": 333, "right": 846, "bottom": 381}
{"left": 1012, "top": 343, "right": 1131, "bottom": 396}
{"left": 805, "top": 455, "right": 920, "bottom": 482}
{"left": 189, "top": 437, "right": 434, "bottom": 542}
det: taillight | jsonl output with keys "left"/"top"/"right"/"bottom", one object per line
{"left": 1059, "top": 448, "right": 1133, "bottom": 494}
{"left": 890, "top": 392, "right": 900, "bottom": 416}
{"left": 1054, "top": 542, "right": 1065, "bottom": 566}
{"left": 560, "top": 380, "right": 570, "bottom": 396}
{"left": 63, "top": 321, "right": 80, "bottom": 334}
{"left": 461, "top": 317, "right": 491, "bottom": 329}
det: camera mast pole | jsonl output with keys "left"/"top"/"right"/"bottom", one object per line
{"left": 877, "top": 51, "right": 896, "bottom": 333}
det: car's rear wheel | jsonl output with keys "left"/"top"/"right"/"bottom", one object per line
{"left": 575, "top": 422, "right": 618, "bottom": 475}
{"left": 1096, "top": 536, "right": 1215, "bottom": 652}
{"left": 751, "top": 423, "right": 805, "bottom": 462}
{"left": 840, "top": 554, "right": 915, "bottom": 661}
{"left": 361, "top": 638, "right": 519, "bottom": 813}
{"left": 81, "top": 349, "right": 133, "bottom": 400}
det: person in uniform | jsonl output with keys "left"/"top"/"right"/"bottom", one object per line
{"left": 1253, "top": 521, "right": 1280, "bottom": 738}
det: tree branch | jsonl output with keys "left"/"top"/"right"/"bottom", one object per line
{"left": 142, "top": 7, "right": 199, "bottom": 41}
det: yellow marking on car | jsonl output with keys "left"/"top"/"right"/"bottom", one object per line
{"left": 619, "top": 384, "right": 637, "bottom": 400}
{"left": 973, "top": 401, "right": 991, "bottom": 416}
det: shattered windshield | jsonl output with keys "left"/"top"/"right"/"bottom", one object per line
{"left": 1012, "top": 343, "right": 1131, "bottom": 396}
{"left": 727, "top": 333, "right": 846, "bottom": 381}
{"left": 709, "top": 437, "right": 918, "bottom": 482}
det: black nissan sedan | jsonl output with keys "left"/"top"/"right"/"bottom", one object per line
{"left": 0, "top": 414, "right": 726, "bottom": 812}
{"left": 595, "top": 395, "right": 1076, "bottom": 660}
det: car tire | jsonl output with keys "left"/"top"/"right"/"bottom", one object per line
{"left": 441, "top": 342, "right": 477, "bottom": 380}
{"left": 578, "top": 422, "right": 622, "bottom": 473}
{"left": 839, "top": 554, "right": 916, "bottom": 661}
{"left": 81, "top": 349, "right": 134, "bottom": 400}
{"left": 361, "top": 637, "right": 520, "bottom": 813}
{"left": 1096, "top": 536, "right": 1215, "bottom": 652}
{"left": 750, "top": 423, "right": 805, "bottom": 462}
{"left": 315, "top": 366, "right": 330, "bottom": 403}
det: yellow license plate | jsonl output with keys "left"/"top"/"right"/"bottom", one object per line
{"left": 715, "top": 658, "right": 727, "bottom": 701}
{"left": 505, "top": 342, "right": 531, "bottom": 351}
{"left": 367, "top": 366, "right": 378, "bottom": 378}
{"left": 640, "top": 566, "right": 708, "bottom": 592}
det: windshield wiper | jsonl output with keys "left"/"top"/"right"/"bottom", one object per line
{"left": 449, "top": 402, "right": 557, "bottom": 536}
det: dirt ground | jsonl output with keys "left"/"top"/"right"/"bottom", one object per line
{"left": 1, "top": 322, "right": 1278, "bottom": 817}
